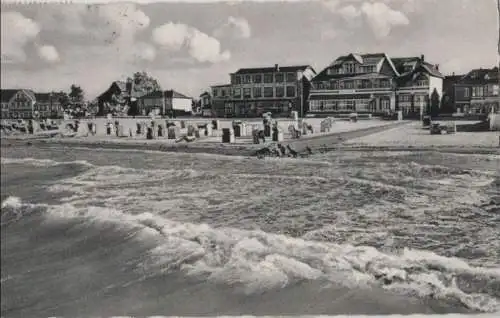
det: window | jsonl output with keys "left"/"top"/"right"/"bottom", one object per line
{"left": 275, "top": 73, "right": 284, "bottom": 82}
{"left": 264, "top": 74, "right": 273, "bottom": 83}
{"left": 344, "top": 63, "right": 355, "bottom": 74}
{"left": 331, "top": 81, "right": 339, "bottom": 89}
{"left": 344, "top": 81, "right": 354, "bottom": 89}
{"left": 234, "top": 76, "right": 242, "bottom": 84}
{"left": 244, "top": 75, "right": 252, "bottom": 84}
{"left": 221, "top": 89, "right": 226, "bottom": 97}
{"left": 356, "top": 99, "right": 369, "bottom": 111}
{"left": 286, "top": 72, "right": 296, "bottom": 82}
{"left": 243, "top": 88, "right": 252, "bottom": 98}
{"left": 286, "top": 86, "right": 296, "bottom": 97}
{"left": 317, "top": 82, "right": 325, "bottom": 89}
{"left": 399, "top": 95, "right": 411, "bottom": 102}
{"left": 380, "top": 80, "right": 390, "bottom": 88}
{"left": 381, "top": 99, "right": 390, "bottom": 110}
{"left": 464, "top": 88, "right": 469, "bottom": 97}
{"left": 264, "top": 87, "right": 274, "bottom": 97}
{"left": 416, "top": 79, "right": 428, "bottom": 87}
{"left": 213, "top": 89, "right": 218, "bottom": 97}
{"left": 253, "top": 87, "right": 262, "bottom": 98}
{"left": 233, "top": 88, "right": 241, "bottom": 98}
{"left": 361, "top": 80, "right": 372, "bottom": 89}
{"left": 472, "top": 86, "right": 484, "bottom": 97}
{"left": 254, "top": 74, "right": 262, "bottom": 83}
{"left": 346, "top": 100, "right": 355, "bottom": 111}
{"left": 493, "top": 85, "right": 499, "bottom": 96}
{"left": 362, "top": 66, "right": 375, "bottom": 73}
{"left": 276, "top": 86, "right": 285, "bottom": 97}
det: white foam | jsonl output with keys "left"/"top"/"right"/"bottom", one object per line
{"left": 3, "top": 196, "right": 499, "bottom": 313}
{"left": 1, "top": 157, "right": 93, "bottom": 168}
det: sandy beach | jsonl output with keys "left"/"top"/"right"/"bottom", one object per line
{"left": 1, "top": 119, "right": 408, "bottom": 156}
{"left": 3, "top": 120, "right": 499, "bottom": 156}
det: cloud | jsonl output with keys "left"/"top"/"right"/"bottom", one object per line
{"left": 213, "top": 16, "right": 251, "bottom": 39}
{"left": 131, "top": 42, "right": 157, "bottom": 61}
{"left": 37, "top": 45, "right": 60, "bottom": 63}
{"left": 152, "top": 22, "right": 230, "bottom": 63}
{"left": 1, "top": 11, "right": 40, "bottom": 63}
{"left": 338, "top": 5, "right": 361, "bottom": 19}
{"left": 360, "top": 2, "right": 410, "bottom": 38}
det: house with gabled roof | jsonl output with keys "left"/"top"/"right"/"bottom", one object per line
{"left": 0, "top": 89, "right": 36, "bottom": 119}
{"left": 309, "top": 53, "right": 444, "bottom": 117}
{"left": 138, "top": 89, "right": 193, "bottom": 116}
{"left": 452, "top": 67, "right": 499, "bottom": 114}
{"left": 210, "top": 64, "right": 316, "bottom": 117}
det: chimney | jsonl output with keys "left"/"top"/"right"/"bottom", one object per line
{"left": 275, "top": 64, "right": 279, "bottom": 72}
{"left": 436, "top": 64, "right": 439, "bottom": 71}
{"left": 420, "top": 54, "right": 424, "bottom": 62}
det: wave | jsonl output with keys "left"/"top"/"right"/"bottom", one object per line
{"left": 1, "top": 157, "right": 93, "bottom": 168}
{"left": 2, "top": 196, "right": 499, "bottom": 313}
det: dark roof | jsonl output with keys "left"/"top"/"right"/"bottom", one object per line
{"left": 0, "top": 89, "right": 20, "bottom": 103}
{"left": 165, "top": 90, "right": 191, "bottom": 99}
{"left": 34, "top": 92, "right": 57, "bottom": 102}
{"left": 141, "top": 91, "right": 164, "bottom": 98}
{"left": 200, "top": 91, "right": 210, "bottom": 97}
{"left": 140, "top": 90, "right": 192, "bottom": 99}
{"left": 234, "top": 65, "right": 312, "bottom": 75}
{"left": 457, "top": 67, "right": 499, "bottom": 84}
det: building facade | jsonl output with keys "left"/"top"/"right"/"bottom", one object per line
{"left": 309, "top": 53, "right": 444, "bottom": 117}
{"left": 138, "top": 90, "right": 193, "bottom": 116}
{"left": 210, "top": 64, "right": 316, "bottom": 118}
{"left": 452, "top": 67, "right": 499, "bottom": 114}
{"left": 34, "top": 93, "right": 62, "bottom": 118}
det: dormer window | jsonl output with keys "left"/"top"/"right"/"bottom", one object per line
{"left": 344, "top": 63, "right": 355, "bottom": 74}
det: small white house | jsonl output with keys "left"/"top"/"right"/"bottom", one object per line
{"left": 139, "top": 90, "right": 193, "bottom": 115}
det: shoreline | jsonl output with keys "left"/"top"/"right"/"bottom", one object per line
{"left": 2, "top": 121, "right": 499, "bottom": 156}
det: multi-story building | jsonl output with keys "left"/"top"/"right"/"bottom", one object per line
{"left": 1, "top": 89, "right": 64, "bottom": 119}
{"left": 210, "top": 64, "right": 316, "bottom": 117}
{"left": 34, "top": 93, "right": 62, "bottom": 118}
{"left": 452, "top": 67, "right": 499, "bottom": 114}
{"left": 138, "top": 90, "right": 193, "bottom": 116}
{"left": 441, "top": 74, "right": 464, "bottom": 113}
{"left": 0, "top": 89, "right": 36, "bottom": 119}
{"left": 309, "top": 53, "right": 443, "bottom": 117}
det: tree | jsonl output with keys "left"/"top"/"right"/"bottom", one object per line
{"left": 69, "top": 84, "right": 84, "bottom": 104}
{"left": 56, "top": 91, "right": 71, "bottom": 109}
{"left": 126, "top": 71, "right": 161, "bottom": 116}
{"left": 429, "top": 88, "right": 441, "bottom": 117}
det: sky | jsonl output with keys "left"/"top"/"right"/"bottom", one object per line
{"left": 1, "top": 0, "right": 499, "bottom": 100}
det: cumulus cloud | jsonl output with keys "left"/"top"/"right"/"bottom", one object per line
{"left": 1, "top": 11, "right": 40, "bottom": 63}
{"left": 213, "top": 16, "right": 251, "bottom": 39}
{"left": 360, "top": 2, "right": 409, "bottom": 38}
{"left": 37, "top": 45, "right": 60, "bottom": 63}
{"left": 323, "top": 0, "right": 410, "bottom": 38}
{"left": 152, "top": 22, "right": 230, "bottom": 63}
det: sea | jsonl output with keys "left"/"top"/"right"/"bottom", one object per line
{"left": 1, "top": 145, "right": 499, "bottom": 317}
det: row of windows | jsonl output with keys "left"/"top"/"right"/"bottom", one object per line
{"left": 398, "top": 94, "right": 428, "bottom": 103}
{"left": 327, "top": 64, "right": 377, "bottom": 75}
{"left": 231, "top": 72, "right": 297, "bottom": 85}
{"left": 310, "top": 98, "right": 392, "bottom": 112}
{"left": 472, "top": 85, "right": 500, "bottom": 97}
{"left": 315, "top": 79, "right": 392, "bottom": 90}
{"left": 215, "top": 86, "right": 297, "bottom": 99}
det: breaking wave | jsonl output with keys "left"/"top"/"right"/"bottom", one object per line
{"left": 2, "top": 196, "right": 499, "bottom": 313}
